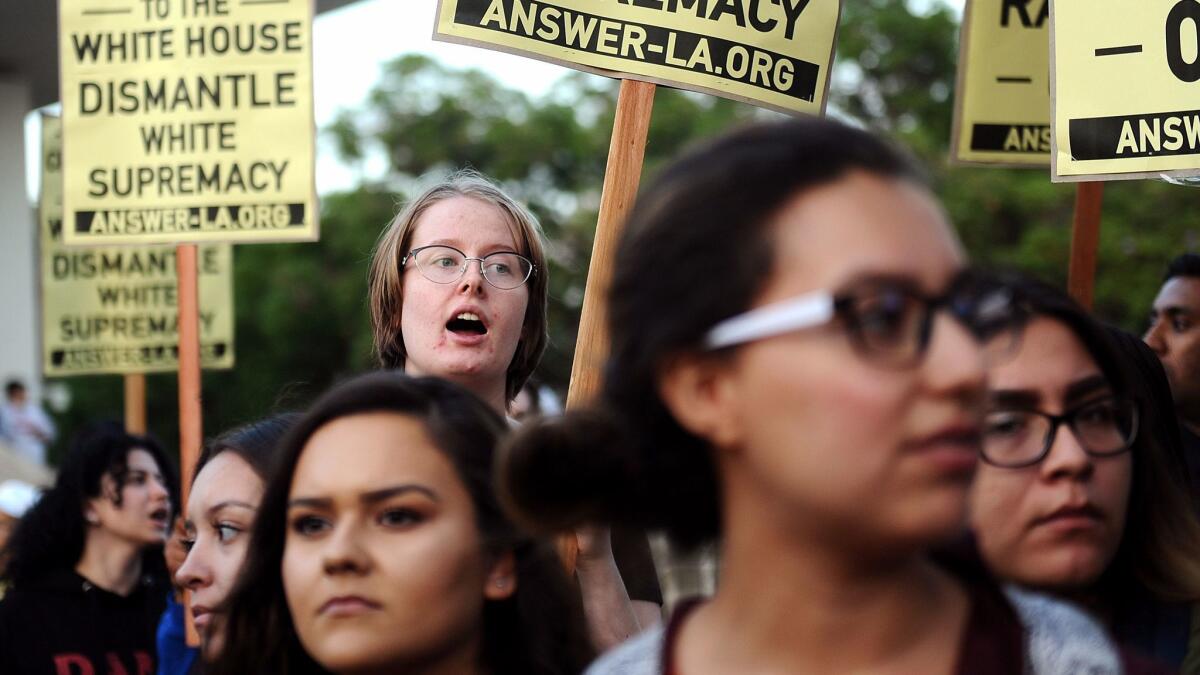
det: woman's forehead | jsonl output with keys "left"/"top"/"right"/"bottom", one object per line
{"left": 126, "top": 448, "right": 160, "bottom": 472}
{"left": 410, "top": 197, "right": 522, "bottom": 251}
{"left": 758, "top": 174, "right": 961, "bottom": 298}
{"left": 990, "top": 318, "right": 1105, "bottom": 399}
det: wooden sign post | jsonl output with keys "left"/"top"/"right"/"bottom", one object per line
{"left": 176, "top": 243, "right": 203, "bottom": 645}
{"left": 123, "top": 375, "right": 146, "bottom": 434}
{"left": 1066, "top": 182, "right": 1104, "bottom": 309}
{"left": 557, "top": 80, "right": 657, "bottom": 572}
{"left": 565, "top": 80, "right": 657, "bottom": 410}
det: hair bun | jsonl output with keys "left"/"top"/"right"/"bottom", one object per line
{"left": 497, "top": 409, "right": 637, "bottom": 534}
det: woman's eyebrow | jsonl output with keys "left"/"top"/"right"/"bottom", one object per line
{"left": 206, "top": 500, "right": 256, "bottom": 518}
{"left": 286, "top": 486, "right": 439, "bottom": 510}
{"left": 421, "top": 239, "right": 518, "bottom": 255}
{"left": 989, "top": 389, "right": 1039, "bottom": 409}
{"left": 1064, "top": 374, "right": 1110, "bottom": 404}
{"left": 360, "top": 484, "right": 439, "bottom": 505}
{"left": 287, "top": 496, "right": 332, "bottom": 511}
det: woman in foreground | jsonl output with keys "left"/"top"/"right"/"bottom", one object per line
{"left": 499, "top": 118, "right": 1133, "bottom": 674}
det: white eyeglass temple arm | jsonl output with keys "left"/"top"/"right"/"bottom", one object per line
{"left": 703, "top": 292, "right": 836, "bottom": 350}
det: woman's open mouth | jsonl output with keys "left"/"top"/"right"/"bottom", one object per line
{"left": 446, "top": 312, "right": 488, "bottom": 336}
{"left": 149, "top": 508, "right": 170, "bottom": 528}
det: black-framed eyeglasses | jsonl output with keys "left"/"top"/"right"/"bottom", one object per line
{"left": 981, "top": 396, "right": 1139, "bottom": 468}
{"left": 703, "top": 269, "right": 1026, "bottom": 369}
{"left": 402, "top": 245, "right": 535, "bottom": 291}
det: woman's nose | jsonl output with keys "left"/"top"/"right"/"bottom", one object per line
{"left": 175, "top": 545, "right": 210, "bottom": 590}
{"left": 1039, "top": 424, "right": 1095, "bottom": 481}
{"left": 922, "top": 311, "right": 988, "bottom": 402}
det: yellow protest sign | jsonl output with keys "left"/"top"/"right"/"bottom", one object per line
{"left": 40, "top": 115, "right": 236, "bottom": 376}
{"left": 434, "top": 0, "right": 841, "bottom": 116}
{"left": 58, "top": 0, "right": 317, "bottom": 244}
{"left": 952, "top": 0, "right": 1050, "bottom": 166}
{"left": 1051, "top": 0, "right": 1200, "bottom": 181}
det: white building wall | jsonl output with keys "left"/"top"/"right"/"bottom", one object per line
{"left": 0, "top": 79, "right": 38, "bottom": 399}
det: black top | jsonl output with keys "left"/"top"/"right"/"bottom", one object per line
{"left": 0, "top": 568, "right": 166, "bottom": 675}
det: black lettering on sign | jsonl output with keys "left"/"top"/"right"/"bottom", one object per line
{"left": 50, "top": 342, "right": 228, "bottom": 370}
{"left": 970, "top": 124, "right": 1051, "bottom": 153}
{"left": 1001, "top": 0, "right": 1048, "bottom": 27}
{"left": 454, "top": 0, "right": 819, "bottom": 101}
{"left": 1166, "top": 0, "right": 1200, "bottom": 83}
{"left": 75, "top": 203, "right": 305, "bottom": 234}
{"left": 1068, "top": 109, "right": 1200, "bottom": 160}
{"left": 613, "top": 0, "right": 812, "bottom": 40}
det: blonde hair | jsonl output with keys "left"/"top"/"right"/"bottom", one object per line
{"left": 368, "top": 170, "right": 549, "bottom": 402}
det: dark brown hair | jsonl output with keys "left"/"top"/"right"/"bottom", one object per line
{"left": 192, "top": 412, "right": 299, "bottom": 485}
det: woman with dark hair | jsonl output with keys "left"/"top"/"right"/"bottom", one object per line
{"left": 368, "top": 169, "right": 662, "bottom": 647}
{"left": 497, "top": 118, "right": 1133, "bottom": 674}
{"left": 209, "top": 372, "right": 593, "bottom": 675}
{"left": 157, "top": 413, "right": 299, "bottom": 673}
{"left": 0, "top": 421, "right": 177, "bottom": 674}
{"left": 970, "top": 276, "right": 1200, "bottom": 670}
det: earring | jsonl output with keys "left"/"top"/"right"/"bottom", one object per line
{"left": 86, "top": 513, "right": 99, "bottom": 525}
{"left": 493, "top": 578, "right": 508, "bottom": 589}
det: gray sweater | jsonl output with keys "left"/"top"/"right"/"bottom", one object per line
{"left": 586, "top": 586, "right": 1123, "bottom": 675}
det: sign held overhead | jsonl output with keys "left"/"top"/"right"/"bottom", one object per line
{"left": 952, "top": 0, "right": 1051, "bottom": 166}
{"left": 58, "top": 0, "right": 318, "bottom": 244}
{"left": 40, "top": 115, "right": 236, "bottom": 376}
{"left": 434, "top": 0, "right": 841, "bottom": 116}
{"left": 1051, "top": 0, "right": 1200, "bottom": 181}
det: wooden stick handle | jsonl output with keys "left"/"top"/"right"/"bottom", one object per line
{"left": 1068, "top": 182, "right": 1104, "bottom": 310}
{"left": 176, "top": 244, "right": 203, "bottom": 647}
{"left": 123, "top": 374, "right": 146, "bottom": 434}
{"left": 560, "top": 80, "right": 656, "bottom": 574}
{"left": 566, "top": 79, "right": 657, "bottom": 409}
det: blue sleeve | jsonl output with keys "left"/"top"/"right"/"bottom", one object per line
{"left": 156, "top": 592, "right": 200, "bottom": 675}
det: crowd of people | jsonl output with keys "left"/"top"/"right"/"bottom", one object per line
{"left": 1, "top": 117, "right": 1199, "bottom": 674}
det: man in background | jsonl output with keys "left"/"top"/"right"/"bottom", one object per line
{"left": 1145, "top": 253, "right": 1200, "bottom": 491}
{"left": 0, "top": 381, "right": 55, "bottom": 467}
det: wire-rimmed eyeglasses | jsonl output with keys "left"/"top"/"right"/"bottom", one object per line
{"left": 981, "top": 396, "right": 1139, "bottom": 468}
{"left": 702, "top": 270, "right": 1026, "bottom": 368}
{"left": 402, "top": 244, "right": 535, "bottom": 290}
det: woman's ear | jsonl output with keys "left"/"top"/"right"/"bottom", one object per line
{"left": 657, "top": 352, "right": 744, "bottom": 452}
{"left": 483, "top": 551, "right": 517, "bottom": 600}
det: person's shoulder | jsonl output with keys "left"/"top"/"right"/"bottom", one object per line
{"left": 1004, "top": 586, "right": 1125, "bottom": 675}
{"left": 585, "top": 625, "right": 666, "bottom": 675}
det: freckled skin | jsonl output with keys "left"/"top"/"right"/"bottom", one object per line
{"left": 399, "top": 197, "right": 529, "bottom": 401}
